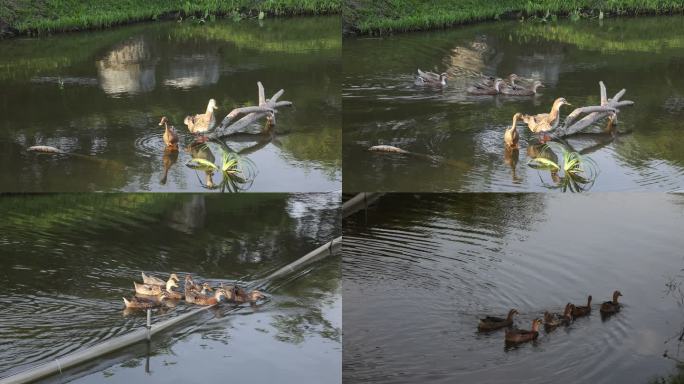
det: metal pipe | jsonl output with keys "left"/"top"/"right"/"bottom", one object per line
{"left": 0, "top": 237, "right": 340, "bottom": 384}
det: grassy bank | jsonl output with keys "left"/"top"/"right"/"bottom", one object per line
{"left": 0, "top": 0, "right": 340, "bottom": 37}
{"left": 344, "top": 0, "right": 684, "bottom": 35}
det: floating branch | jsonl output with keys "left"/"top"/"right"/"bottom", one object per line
{"left": 552, "top": 82, "right": 634, "bottom": 138}
{"left": 207, "top": 82, "right": 293, "bottom": 140}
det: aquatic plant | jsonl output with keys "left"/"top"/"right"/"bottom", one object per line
{"left": 527, "top": 142, "right": 599, "bottom": 192}
{"left": 184, "top": 141, "right": 257, "bottom": 192}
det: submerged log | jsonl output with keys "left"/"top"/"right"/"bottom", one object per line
{"left": 551, "top": 82, "right": 634, "bottom": 138}
{"left": 207, "top": 82, "right": 293, "bottom": 140}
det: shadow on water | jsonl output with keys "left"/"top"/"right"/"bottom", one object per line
{"left": 343, "top": 15, "right": 684, "bottom": 192}
{"left": 0, "top": 16, "right": 341, "bottom": 192}
{"left": 0, "top": 193, "right": 341, "bottom": 383}
{"left": 343, "top": 193, "right": 684, "bottom": 384}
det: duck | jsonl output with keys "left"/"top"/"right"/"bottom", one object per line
{"left": 521, "top": 97, "right": 572, "bottom": 134}
{"left": 500, "top": 80, "right": 544, "bottom": 96}
{"left": 467, "top": 78, "right": 504, "bottom": 96}
{"left": 158, "top": 116, "right": 179, "bottom": 150}
{"left": 123, "top": 291, "right": 169, "bottom": 309}
{"left": 416, "top": 69, "right": 447, "bottom": 86}
{"left": 478, "top": 308, "right": 518, "bottom": 332}
{"left": 186, "top": 288, "right": 227, "bottom": 306}
{"left": 600, "top": 290, "right": 622, "bottom": 315}
{"left": 476, "top": 73, "right": 519, "bottom": 88}
{"left": 544, "top": 303, "right": 574, "bottom": 330}
{"left": 227, "top": 285, "right": 266, "bottom": 304}
{"left": 505, "top": 319, "right": 543, "bottom": 344}
{"left": 572, "top": 295, "right": 592, "bottom": 318}
{"left": 134, "top": 277, "right": 178, "bottom": 296}
{"left": 142, "top": 272, "right": 179, "bottom": 286}
{"left": 184, "top": 99, "right": 218, "bottom": 134}
{"left": 504, "top": 113, "right": 522, "bottom": 149}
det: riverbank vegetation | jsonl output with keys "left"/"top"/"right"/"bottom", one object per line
{"left": 344, "top": 0, "right": 684, "bottom": 35}
{"left": 0, "top": 0, "right": 340, "bottom": 37}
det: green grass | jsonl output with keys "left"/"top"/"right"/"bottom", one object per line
{"left": 344, "top": 0, "right": 684, "bottom": 35}
{"left": 0, "top": 0, "right": 340, "bottom": 36}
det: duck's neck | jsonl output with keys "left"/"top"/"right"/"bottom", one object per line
{"left": 163, "top": 122, "right": 171, "bottom": 134}
{"left": 531, "top": 321, "right": 540, "bottom": 332}
{"left": 587, "top": 296, "right": 592, "bottom": 307}
{"left": 532, "top": 83, "right": 542, "bottom": 93}
{"left": 548, "top": 102, "right": 563, "bottom": 124}
{"left": 166, "top": 280, "right": 176, "bottom": 291}
{"left": 563, "top": 304, "right": 573, "bottom": 318}
{"left": 510, "top": 114, "right": 520, "bottom": 130}
{"left": 506, "top": 310, "right": 516, "bottom": 321}
{"left": 613, "top": 292, "right": 620, "bottom": 304}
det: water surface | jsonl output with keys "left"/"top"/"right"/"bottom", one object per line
{"left": 343, "top": 16, "right": 684, "bottom": 191}
{"left": 0, "top": 16, "right": 341, "bottom": 192}
{"left": 344, "top": 193, "right": 684, "bottom": 383}
{"left": 0, "top": 193, "right": 341, "bottom": 382}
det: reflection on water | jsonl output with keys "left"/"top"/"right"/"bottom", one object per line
{"left": 0, "top": 16, "right": 340, "bottom": 192}
{"left": 343, "top": 16, "right": 684, "bottom": 191}
{"left": 96, "top": 37, "right": 157, "bottom": 95}
{"left": 0, "top": 193, "right": 340, "bottom": 382}
{"left": 344, "top": 193, "right": 684, "bottom": 384}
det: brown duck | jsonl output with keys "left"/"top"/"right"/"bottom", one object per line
{"left": 572, "top": 295, "right": 592, "bottom": 318}
{"left": 478, "top": 309, "right": 518, "bottom": 332}
{"left": 158, "top": 116, "right": 179, "bottom": 150}
{"left": 123, "top": 291, "right": 169, "bottom": 309}
{"left": 521, "top": 97, "right": 572, "bottom": 133}
{"left": 504, "top": 113, "right": 522, "bottom": 149}
{"left": 186, "top": 288, "right": 226, "bottom": 306}
{"left": 544, "top": 303, "right": 574, "bottom": 330}
{"left": 227, "top": 285, "right": 266, "bottom": 304}
{"left": 600, "top": 290, "right": 622, "bottom": 315}
{"left": 505, "top": 319, "right": 543, "bottom": 344}
{"left": 184, "top": 99, "right": 218, "bottom": 134}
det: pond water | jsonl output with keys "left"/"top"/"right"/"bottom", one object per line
{"left": 0, "top": 16, "right": 341, "bottom": 192}
{"left": 343, "top": 16, "right": 684, "bottom": 192}
{"left": 0, "top": 193, "right": 341, "bottom": 383}
{"left": 344, "top": 193, "right": 684, "bottom": 383}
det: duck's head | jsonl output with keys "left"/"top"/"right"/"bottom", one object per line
{"left": 512, "top": 112, "right": 523, "bottom": 121}
{"left": 532, "top": 318, "right": 543, "bottom": 329}
{"left": 207, "top": 99, "right": 218, "bottom": 112}
{"left": 494, "top": 78, "right": 504, "bottom": 92}
{"left": 169, "top": 273, "right": 179, "bottom": 282}
{"left": 532, "top": 80, "right": 544, "bottom": 91}
{"left": 440, "top": 73, "right": 448, "bottom": 83}
{"left": 159, "top": 291, "right": 170, "bottom": 301}
{"left": 507, "top": 308, "right": 519, "bottom": 319}
{"left": 613, "top": 290, "right": 622, "bottom": 302}
{"left": 159, "top": 116, "right": 169, "bottom": 126}
{"left": 508, "top": 74, "right": 519, "bottom": 82}
{"left": 166, "top": 279, "right": 179, "bottom": 290}
{"left": 202, "top": 282, "right": 213, "bottom": 292}
{"left": 555, "top": 97, "right": 571, "bottom": 107}
{"left": 587, "top": 295, "right": 593, "bottom": 305}
{"left": 249, "top": 290, "right": 266, "bottom": 302}
{"left": 215, "top": 289, "right": 227, "bottom": 301}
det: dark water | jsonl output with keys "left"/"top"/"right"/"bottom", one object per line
{"left": 0, "top": 16, "right": 341, "bottom": 192}
{"left": 343, "top": 193, "right": 684, "bottom": 383}
{"left": 0, "top": 193, "right": 340, "bottom": 383}
{"left": 343, "top": 16, "right": 684, "bottom": 192}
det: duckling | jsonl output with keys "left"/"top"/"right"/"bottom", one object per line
{"left": 158, "top": 116, "right": 179, "bottom": 150}
{"left": 416, "top": 69, "right": 447, "bottom": 86}
{"left": 478, "top": 309, "right": 518, "bottom": 332}
{"left": 521, "top": 97, "right": 572, "bottom": 134}
{"left": 184, "top": 99, "right": 218, "bottom": 134}
{"left": 142, "top": 272, "right": 179, "bottom": 286}
{"left": 504, "top": 113, "right": 522, "bottom": 149}
{"left": 501, "top": 80, "right": 544, "bottom": 96}
{"left": 544, "top": 303, "right": 574, "bottom": 330}
{"left": 477, "top": 73, "right": 518, "bottom": 88}
{"left": 600, "top": 290, "right": 622, "bottom": 315}
{"left": 572, "top": 295, "right": 592, "bottom": 318}
{"left": 186, "top": 288, "right": 227, "bottom": 306}
{"left": 505, "top": 319, "right": 543, "bottom": 344}
{"left": 135, "top": 277, "right": 178, "bottom": 296}
{"left": 467, "top": 78, "right": 504, "bottom": 96}
{"left": 123, "top": 291, "right": 169, "bottom": 309}
{"left": 228, "top": 285, "right": 266, "bottom": 304}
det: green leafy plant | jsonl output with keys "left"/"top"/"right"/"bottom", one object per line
{"left": 184, "top": 141, "right": 257, "bottom": 192}
{"left": 527, "top": 142, "right": 599, "bottom": 192}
